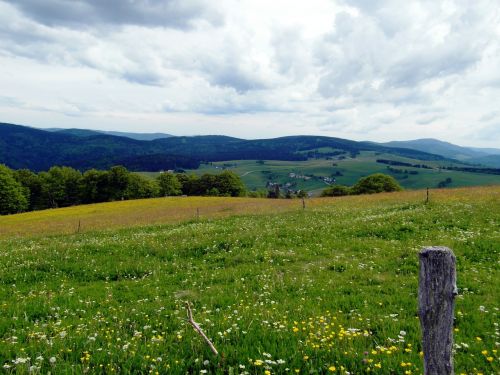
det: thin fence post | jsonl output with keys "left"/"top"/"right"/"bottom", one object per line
{"left": 426, "top": 187, "right": 429, "bottom": 204}
{"left": 418, "top": 246, "right": 457, "bottom": 375}
{"left": 302, "top": 197, "right": 305, "bottom": 210}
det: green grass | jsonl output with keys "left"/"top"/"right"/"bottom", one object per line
{"left": 140, "top": 153, "right": 500, "bottom": 195}
{"left": 0, "top": 187, "right": 499, "bottom": 374}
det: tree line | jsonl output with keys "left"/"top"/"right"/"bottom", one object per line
{"left": 0, "top": 164, "right": 246, "bottom": 215}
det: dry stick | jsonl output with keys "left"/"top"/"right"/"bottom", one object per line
{"left": 185, "top": 302, "right": 219, "bottom": 356}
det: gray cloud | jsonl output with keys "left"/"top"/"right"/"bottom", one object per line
{"left": 3, "top": 0, "right": 223, "bottom": 29}
{"left": 0, "top": 0, "right": 499, "bottom": 146}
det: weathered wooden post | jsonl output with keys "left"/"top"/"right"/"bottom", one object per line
{"left": 418, "top": 246, "right": 457, "bottom": 375}
{"left": 302, "top": 197, "right": 306, "bottom": 210}
{"left": 426, "top": 187, "right": 429, "bottom": 204}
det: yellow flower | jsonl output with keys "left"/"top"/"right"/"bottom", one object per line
{"left": 374, "top": 363, "right": 381, "bottom": 368}
{"left": 303, "top": 355, "right": 309, "bottom": 360}
{"left": 486, "top": 357, "right": 493, "bottom": 362}
{"left": 328, "top": 366, "right": 336, "bottom": 372}
{"left": 265, "top": 371, "right": 271, "bottom": 375}
{"left": 481, "top": 350, "right": 488, "bottom": 355}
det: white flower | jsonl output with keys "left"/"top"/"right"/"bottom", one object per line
{"left": 399, "top": 330, "right": 407, "bottom": 336}
{"left": 36, "top": 356, "right": 44, "bottom": 362}
{"left": 3, "top": 364, "right": 11, "bottom": 369}
{"left": 59, "top": 331, "right": 67, "bottom": 338}
{"left": 49, "top": 357, "right": 56, "bottom": 364}
{"left": 200, "top": 370, "right": 207, "bottom": 374}
{"left": 203, "top": 360, "right": 209, "bottom": 366}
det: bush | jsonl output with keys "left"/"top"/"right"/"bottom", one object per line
{"left": 321, "top": 185, "right": 351, "bottom": 197}
{"left": 351, "top": 173, "right": 402, "bottom": 194}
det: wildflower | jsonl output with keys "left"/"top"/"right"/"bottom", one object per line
{"left": 265, "top": 371, "right": 271, "bottom": 375}
{"left": 329, "top": 365, "right": 336, "bottom": 371}
{"left": 49, "top": 357, "right": 56, "bottom": 364}
{"left": 486, "top": 357, "right": 493, "bottom": 362}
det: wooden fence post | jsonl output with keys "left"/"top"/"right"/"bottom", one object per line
{"left": 418, "top": 246, "right": 457, "bottom": 375}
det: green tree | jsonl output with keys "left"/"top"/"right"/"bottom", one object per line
{"left": 14, "top": 169, "right": 42, "bottom": 210}
{"left": 176, "top": 173, "right": 201, "bottom": 196}
{"left": 80, "top": 169, "right": 110, "bottom": 203}
{"left": 157, "top": 173, "right": 182, "bottom": 196}
{"left": 39, "top": 166, "right": 82, "bottom": 208}
{"left": 351, "top": 173, "right": 402, "bottom": 195}
{"left": 106, "top": 166, "right": 130, "bottom": 201}
{"left": 124, "top": 174, "right": 159, "bottom": 199}
{"left": 0, "top": 164, "right": 28, "bottom": 215}
{"left": 214, "top": 171, "right": 246, "bottom": 197}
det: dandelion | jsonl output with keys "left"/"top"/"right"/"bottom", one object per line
{"left": 328, "top": 365, "right": 336, "bottom": 371}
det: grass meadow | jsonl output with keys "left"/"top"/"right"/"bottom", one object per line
{"left": 0, "top": 186, "right": 499, "bottom": 374}
{"left": 174, "top": 153, "right": 500, "bottom": 195}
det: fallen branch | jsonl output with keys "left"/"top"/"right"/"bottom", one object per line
{"left": 185, "top": 302, "right": 219, "bottom": 356}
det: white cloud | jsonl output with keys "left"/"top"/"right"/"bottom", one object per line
{"left": 0, "top": 0, "right": 499, "bottom": 147}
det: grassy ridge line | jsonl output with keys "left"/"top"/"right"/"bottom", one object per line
{"left": 0, "top": 186, "right": 498, "bottom": 239}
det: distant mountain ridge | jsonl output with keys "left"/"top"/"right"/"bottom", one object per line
{"left": 0, "top": 122, "right": 451, "bottom": 171}
{"left": 380, "top": 138, "right": 500, "bottom": 167}
{"left": 43, "top": 127, "right": 173, "bottom": 141}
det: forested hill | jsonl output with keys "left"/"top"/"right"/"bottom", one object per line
{"left": 1, "top": 122, "right": 447, "bottom": 171}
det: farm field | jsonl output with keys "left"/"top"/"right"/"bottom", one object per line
{"left": 0, "top": 186, "right": 499, "bottom": 374}
{"left": 141, "top": 152, "right": 500, "bottom": 195}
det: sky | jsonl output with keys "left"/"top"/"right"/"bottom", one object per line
{"left": 0, "top": 0, "right": 499, "bottom": 147}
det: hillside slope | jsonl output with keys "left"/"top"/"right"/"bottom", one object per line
{"left": 381, "top": 138, "right": 500, "bottom": 167}
{"left": 0, "top": 187, "right": 498, "bottom": 374}
{"left": 1, "top": 123, "right": 449, "bottom": 171}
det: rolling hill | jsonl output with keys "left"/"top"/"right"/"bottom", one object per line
{"left": 44, "top": 127, "right": 173, "bottom": 140}
{"left": 381, "top": 138, "right": 500, "bottom": 167}
{"left": 1, "top": 122, "right": 450, "bottom": 171}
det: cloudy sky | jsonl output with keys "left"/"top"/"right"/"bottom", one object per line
{"left": 1, "top": 0, "right": 499, "bottom": 147}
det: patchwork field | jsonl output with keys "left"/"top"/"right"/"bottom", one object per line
{"left": 166, "top": 152, "right": 500, "bottom": 195}
{"left": 0, "top": 186, "right": 499, "bottom": 374}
